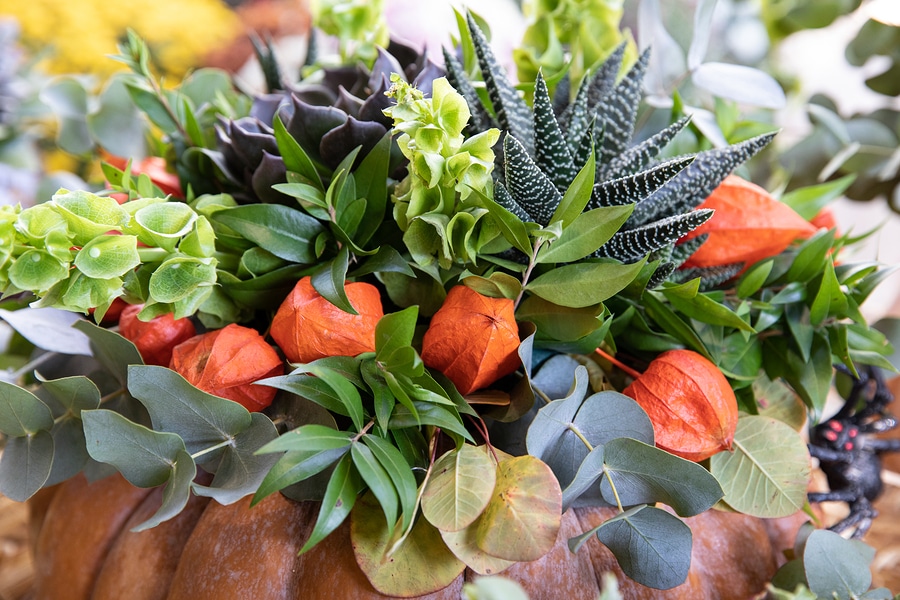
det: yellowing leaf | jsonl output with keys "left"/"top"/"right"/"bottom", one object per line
{"left": 422, "top": 445, "right": 497, "bottom": 531}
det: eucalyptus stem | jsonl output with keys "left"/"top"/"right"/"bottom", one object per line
{"left": 567, "top": 423, "right": 594, "bottom": 453}
{"left": 602, "top": 464, "right": 625, "bottom": 512}
{"left": 190, "top": 438, "right": 234, "bottom": 460}
{"left": 7, "top": 351, "right": 58, "bottom": 383}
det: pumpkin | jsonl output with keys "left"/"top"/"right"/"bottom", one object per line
{"left": 30, "top": 473, "right": 804, "bottom": 600}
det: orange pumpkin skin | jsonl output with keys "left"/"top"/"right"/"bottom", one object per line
{"left": 29, "top": 473, "right": 791, "bottom": 600}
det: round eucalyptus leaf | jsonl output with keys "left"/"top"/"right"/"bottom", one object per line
{"left": 352, "top": 491, "right": 465, "bottom": 597}
{"left": 596, "top": 505, "right": 692, "bottom": 590}
{"left": 804, "top": 529, "right": 872, "bottom": 599}
{"left": 440, "top": 524, "right": 516, "bottom": 575}
{"left": 0, "top": 381, "right": 54, "bottom": 436}
{"left": 45, "top": 417, "right": 90, "bottom": 487}
{"left": 422, "top": 444, "right": 497, "bottom": 532}
{"left": 133, "top": 449, "right": 196, "bottom": 532}
{"left": 473, "top": 455, "right": 561, "bottom": 562}
{"left": 709, "top": 415, "right": 810, "bottom": 518}
{"left": 0, "top": 430, "right": 54, "bottom": 501}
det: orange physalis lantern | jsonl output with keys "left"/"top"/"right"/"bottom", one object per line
{"left": 420, "top": 285, "right": 521, "bottom": 396}
{"left": 623, "top": 349, "right": 738, "bottom": 462}
{"left": 680, "top": 175, "right": 816, "bottom": 269}
{"left": 119, "top": 303, "right": 196, "bottom": 367}
{"left": 270, "top": 276, "right": 384, "bottom": 363}
{"left": 170, "top": 323, "right": 283, "bottom": 412}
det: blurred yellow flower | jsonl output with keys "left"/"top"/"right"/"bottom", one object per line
{"left": 0, "top": 0, "right": 241, "bottom": 79}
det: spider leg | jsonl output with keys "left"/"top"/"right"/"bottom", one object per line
{"left": 832, "top": 498, "right": 878, "bottom": 539}
{"left": 808, "top": 444, "right": 853, "bottom": 463}
{"left": 865, "top": 438, "right": 900, "bottom": 453}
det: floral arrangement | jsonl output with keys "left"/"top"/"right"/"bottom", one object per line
{"left": 0, "top": 1, "right": 897, "bottom": 597}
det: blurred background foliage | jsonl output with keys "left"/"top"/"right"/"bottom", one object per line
{"left": 0, "top": 0, "right": 899, "bottom": 214}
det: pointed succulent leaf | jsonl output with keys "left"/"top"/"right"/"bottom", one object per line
{"left": 670, "top": 235, "right": 708, "bottom": 266}
{"left": 586, "top": 43, "right": 627, "bottom": 111}
{"left": 627, "top": 132, "right": 776, "bottom": 228}
{"left": 504, "top": 135, "right": 562, "bottom": 225}
{"left": 595, "top": 49, "right": 649, "bottom": 167}
{"left": 287, "top": 97, "right": 349, "bottom": 163}
{"left": 589, "top": 157, "right": 694, "bottom": 209}
{"left": 595, "top": 209, "right": 714, "bottom": 263}
{"left": 467, "top": 13, "right": 533, "bottom": 152}
{"left": 670, "top": 264, "right": 745, "bottom": 291}
{"left": 492, "top": 182, "right": 532, "bottom": 223}
{"left": 533, "top": 72, "right": 576, "bottom": 192}
{"left": 557, "top": 75, "right": 590, "bottom": 148}
{"left": 319, "top": 117, "right": 387, "bottom": 170}
{"left": 602, "top": 116, "right": 691, "bottom": 180}
{"left": 646, "top": 263, "right": 677, "bottom": 289}
{"left": 441, "top": 48, "right": 499, "bottom": 135}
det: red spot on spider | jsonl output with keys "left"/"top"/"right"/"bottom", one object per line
{"left": 830, "top": 421, "right": 843, "bottom": 432}
{"left": 844, "top": 442, "right": 854, "bottom": 451}
{"left": 849, "top": 428, "right": 858, "bottom": 438}
{"left": 824, "top": 430, "right": 838, "bottom": 442}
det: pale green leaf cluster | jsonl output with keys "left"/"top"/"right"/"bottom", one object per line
{"left": 1, "top": 189, "right": 216, "bottom": 320}
{"left": 385, "top": 76, "right": 500, "bottom": 268}
{"left": 312, "top": 0, "right": 389, "bottom": 63}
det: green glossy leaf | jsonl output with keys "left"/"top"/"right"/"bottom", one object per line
{"left": 253, "top": 445, "right": 350, "bottom": 504}
{"left": 375, "top": 306, "right": 418, "bottom": 361}
{"left": 310, "top": 246, "right": 355, "bottom": 314}
{"left": 348, "top": 245, "right": 416, "bottom": 278}
{"left": 526, "top": 258, "right": 647, "bottom": 308}
{"left": 736, "top": 259, "right": 774, "bottom": 298}
{"left": 780, "top": 175, "right": 854, "bottom": 221}
{"left": 471, "top": 187, "right": 532, "bottom": 255}
{"left": 595, "top": 505, "right": 692, "bottom": 590}
{"left": 260, "top": 373, "right": 353, "bottom": 419}
{"left": 550, "top": 150, "right": 596, "bottom": 227}
{"left": 291, "top": 364, "right": 364, "bottom": 432}
{"left": 709, "top": 415, "right": 810, "bottom": 518}
{"left": 664, "top": 291, "right": 755, "bottom": 333}
{"left": 517, "top": 295, "right": 607, "bottom": 344}
{"left": 389, "top": 401, "right": 472, "bottom": 442}
{"left": 809, "top": 259, "right": 847, "bottom": 326}
{"left": 352, "top": 491, "right": 465, "bottom": 596}
{"left": 804, "top": 529, "right": 872, "bottom": 599}
{"left": 126, "top": 365, "right": 251, "bottom": 456}
{"left": 422, "top": 444, "right": 497, "bottom": 531}
{"left": 352, "top": 133, "right": 391, "bottom": 246}
{"left": 0, "top": 381, "right": 54, "bottom": 436}
{"left": 0, "top": 430, "right": 53, "bottom": 501}
{"left": 473, "top": 455, "right": 561, "bottom": 561}
{"left": 73, "top": 235, "right": 140, "bottom": 279}
{"left": 762, "top": 334, "right": 832, "bottom": 415}
{"left": 192, "top": 412, "right": 279, "bottom": 504}
{"left": 600, "top": 438, "right": 723, "bottom": 517}
{"left": 537, "top": 205, "right": 633, "bottom": 264}
{"left": 351, "top": 441, "right": 398, "bottom": 529}
{"left": 362, "top": 433, "right": 418, "bottom": 532}
{"left": 211, "top": 204, "right": 326, "bottom": 264}
{"left": 82, "top": 409, "right": 188, "bottom": 487}
{"left": 273, "top": 115, "right": 323, "bottom": 191}
{"left": 785, "top": 230, "right": 835, "bottom": 284}
{"left": 300, "top": 453, "right": 363, "bottom": 553}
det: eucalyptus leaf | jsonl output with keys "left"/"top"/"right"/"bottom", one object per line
{"left": 0, "top": 430, "right": 53, "bottom": 501}
{"left": 599, "top": 438, "right": 723, "bottom": 517}
{"left": 595, "top": 505, "right": 692, "bottom": 590}
{"left": 82, "top": 409, "right": 188, "bottom": 488}
{"left": 422, "top": 444, "right": 497, "bottom": 532}
{"left": 132, "top": 449, "right": 196, "bottom": 532}
{"left": 192, "top": 412, "right": 279, "bottom": 504}
{"left": 691, "top": 62, "right": 786, "bottom": 109}
{"left": 126, "top": 365, "right": 252, "bottom": 456}
{"left": 0, "top": 381, "right": 54, "bottom": 436}
{"left": 804, "top": 529, "right": 872, "bottom": 599}
{"left": 45, "top": 416, "right": 90, "bottom": 486}
{"left": 75, "top": 317, "right": 143, "bottom": 385}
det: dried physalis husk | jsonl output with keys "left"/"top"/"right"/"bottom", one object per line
{"left": 623, "top": 349, "right": 738, "bottom": 462}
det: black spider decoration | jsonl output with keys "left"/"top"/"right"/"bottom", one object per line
{"left": 807, "top": 364, "right": 900, "bottom": 538}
